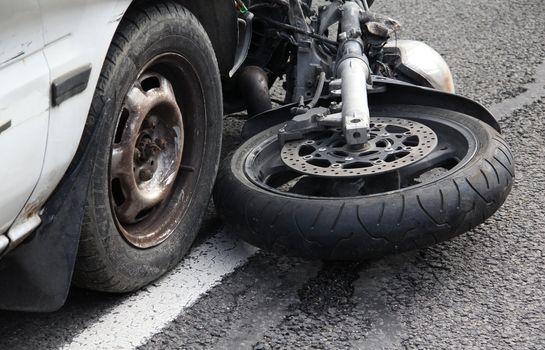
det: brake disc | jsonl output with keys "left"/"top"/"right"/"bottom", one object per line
{"left": 280, "top": 117, "right": 438, "bottom": 177}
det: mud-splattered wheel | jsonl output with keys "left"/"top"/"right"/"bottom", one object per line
{"left": 110, "top": 71, "right": 186, "bottom": 248}
{"left": 73, "top": 2, "right": 222, "bottom": 292}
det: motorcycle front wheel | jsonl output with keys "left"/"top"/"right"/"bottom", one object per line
{"left": 214, "top": 105, "right": 514, "bottom": 260}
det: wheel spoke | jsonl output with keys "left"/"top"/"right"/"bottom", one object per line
{"left": 156, "top": 74, "right": 177, "bottom": 102}
{"left": 125, "top": 85, "right": 149, "bottom": 115}
{"left": 115, "top": 173, "right": 166, "bottom": 223}
{"left": 397, "top": 146, "right": 457, "bottom": 182}
{"left": 116, "top": 191, "right": 147, "bottom": 223}
{"left": 263, "top": 156, "right": 294, "bottom": 182}
{"left": 111, "top": 144, "right": 134, "bottom": 178}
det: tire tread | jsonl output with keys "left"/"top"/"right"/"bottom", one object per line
{"left": 214, "top": 108, "right": 515, "bottom": 260}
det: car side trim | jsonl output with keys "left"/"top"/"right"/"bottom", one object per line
{"left": 0, "top": 235, "right": 8, "bottom": 254}
{"left": 51, "top": 64, "right": 92, "bottom": 106}
{"left": 0, "top": 120, "right": 11, "bottom": 134}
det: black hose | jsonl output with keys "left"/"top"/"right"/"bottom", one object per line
{"left": 248, "top": 0, "right": 311, "bottom": 15}
{"left": 307, "top": 72, "right": 326, "bottom": 108}
{"left": 256, "top": 15, "right": 338, "bottom": 46}
{"left": 237, "top": 66, "right": 273, "bottom": 117}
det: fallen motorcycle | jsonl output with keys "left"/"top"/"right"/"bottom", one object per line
{"left": 214, "top": 0, "right": 514, "bottom": 259}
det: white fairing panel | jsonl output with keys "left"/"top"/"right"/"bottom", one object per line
{"left": 385, "top": 39, "right": 455, "bottom": 93}
{"left": 4, "top": 0, "right": 131, "bottom": 239}
{"left": 0, "top": 1, "right": 49, "bottom": 234}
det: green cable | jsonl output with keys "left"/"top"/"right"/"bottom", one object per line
{"left": 235, "top": 0, "right": 248, "bottom": 14}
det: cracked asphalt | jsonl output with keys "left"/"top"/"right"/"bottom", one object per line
{"left": 1, "top": 0, "right": 545, "bottom": 349}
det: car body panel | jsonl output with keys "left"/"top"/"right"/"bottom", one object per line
{"left": 0, "top": 1, "right": 49, "bottom": 236}
{"left": 15, "top": 0, "right": 132, "bottom": 228}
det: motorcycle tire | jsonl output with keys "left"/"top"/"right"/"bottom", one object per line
{"left": 214, "top": 104, "right": 514, "bottom": 260}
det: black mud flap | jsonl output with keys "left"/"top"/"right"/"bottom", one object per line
{"left": 0, "top": 98, "right": 112, "bottom": 312}
{"left": 242, "top": 78, "right": 500, "bottom": 139}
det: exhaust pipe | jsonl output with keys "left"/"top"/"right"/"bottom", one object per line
{"left": 237, "top": 66, "right": 273, "bottom": 117}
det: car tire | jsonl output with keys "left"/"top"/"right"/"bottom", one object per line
{"left": 73, "top": 1, "right": 222, "bottom": 292}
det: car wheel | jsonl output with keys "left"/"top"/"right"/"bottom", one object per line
{"left": 73, "top": 1, "right": 222, "bottom": 292}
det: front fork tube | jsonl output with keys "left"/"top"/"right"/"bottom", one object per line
{"left": 338, "top": 53, "right": 371, "bottom": 146}
{"left": 337, "top": 1, "right": 371, "bottom": 147}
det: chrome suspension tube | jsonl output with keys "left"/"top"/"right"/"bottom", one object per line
{"left": 337, "top": 1, "right": 371, "bottom": 146}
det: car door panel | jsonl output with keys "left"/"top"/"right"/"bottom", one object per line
{"left": 19, "top": 0, "right": 132, "bottom": 212}
{"left": 0, "top": 1, "right": 49, "bottom": 234}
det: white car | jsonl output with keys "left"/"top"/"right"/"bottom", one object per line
{"left": 0, "top": 0, "right": 239, "bottom": 311}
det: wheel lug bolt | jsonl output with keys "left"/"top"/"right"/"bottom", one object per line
{"left": 139, "top": 169, "right": 153, "bottom": 181}
{"left": 134, "top": 149, "right": 141, "bottom": 161}
{"left": 155, "top": 138, "right": 167, "bottom": 149}
{"left": 144, "top": 117, "right": 158, "bottom": 129}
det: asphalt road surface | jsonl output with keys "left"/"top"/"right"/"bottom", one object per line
{"left": 2, "top": 0, "right": 545, "bottom": 349}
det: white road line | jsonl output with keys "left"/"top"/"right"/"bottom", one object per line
{"left": 489, "top": 60, "right": 545, "bottom": 120}
{"left": 63, "top": 232, "right": 258, "bottom": 350}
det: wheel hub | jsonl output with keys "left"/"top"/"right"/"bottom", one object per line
{"left": 134, "top": 127, "right": 167, "bottom": 181}
{"left": 109, "top": 71, "right": 184, "bottom": 245}
{"left": 280, "top": 117, "right": 438, "bottom": 177}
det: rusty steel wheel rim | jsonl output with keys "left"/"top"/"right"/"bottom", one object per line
{"left": 110, "top": 64, "right": 186, "bottom": 248}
